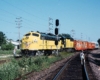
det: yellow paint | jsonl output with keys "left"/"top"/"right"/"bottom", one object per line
{"left": 21, "top": 31, "right": 62, "bottom": 50}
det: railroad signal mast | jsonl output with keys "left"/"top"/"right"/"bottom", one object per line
{"left": 55, "top": 19, "right": 59, "bottom": 55}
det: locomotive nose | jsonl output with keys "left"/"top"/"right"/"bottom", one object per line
{"left": 26, "top": 36, "right": 29, "bottom": 39}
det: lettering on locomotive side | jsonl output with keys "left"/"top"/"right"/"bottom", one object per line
{"left": 34, "top": 39, "right": 38, "bottom": 43}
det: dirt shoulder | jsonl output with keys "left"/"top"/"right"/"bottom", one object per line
{"left": 88, "top": 49, "right": 100, "bottom": 80}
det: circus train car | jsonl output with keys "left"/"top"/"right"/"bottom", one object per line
{"left": 21, "top": 31, "right": 61, "bottom": 56}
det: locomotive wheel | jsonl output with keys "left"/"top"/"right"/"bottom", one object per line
{"left": 36, "top": 51, "right": 41, "bottom": 56}
{"left": 26, "top": 51, "right": 36, "bottom": 56}
{"left": 32, "top": 51, "right": 36, "bottom": 56}
{"left": 44, "top": 51, "right": 48, "bottom": 56}
{"left": 52, "top": 50, "right": 56, "bottom": 54}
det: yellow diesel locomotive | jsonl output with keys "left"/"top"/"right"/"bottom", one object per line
{"left": 21, "top": 31, "right": 62, "bottom": 55}
{"left": 59, "top": 35, "right": 74, "bottom": 52}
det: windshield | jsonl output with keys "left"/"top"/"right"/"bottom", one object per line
{"left": 25, "top": 33, "right": 31, "bottom": 36}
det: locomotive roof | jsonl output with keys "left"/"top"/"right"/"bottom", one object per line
{"left": 40, "top": 33, "right": 61, "bottom": 40}
{"left": 41, "top": 33, "right": 56, "bottom": 38}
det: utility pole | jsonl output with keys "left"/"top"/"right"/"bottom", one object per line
{"left": 71, "top": 29, "right": 75, "bottom": 38}
{"left": 48, "top": 17, "right": 53, "bottom": 33}
{"left": 15, "top": 17, "right": 22, "bottom": 47}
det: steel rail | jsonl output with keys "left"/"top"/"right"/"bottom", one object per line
{"left": 84, "top": 63, "right": 90, "bottom": 80}
{"left": 53, "top": 54, "right": 77, "bottom": 80}
{"left": 53, "top": 53, "right": 90, "bottom": 80}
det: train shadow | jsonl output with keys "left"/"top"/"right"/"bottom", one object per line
{"left": 88, "top": 57, "right": 100, "bottom": 66}
{"left": 91, "top": 53, "right": 100, "bottom": 58}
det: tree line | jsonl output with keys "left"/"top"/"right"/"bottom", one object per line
{"left": 0, "top": 31, "right": 14, "bottom": 50}
{"left": 97, "top": 39, "right": 100, "bottom": 46}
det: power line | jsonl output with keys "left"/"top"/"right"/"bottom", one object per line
{"left": 0, "top": 8, "right": 47, "bottom": 28}
{"left": 0, "top": 17, "right": 35, "bottom": 31}
{"left": 20, "top": 0, "right": 47, "bottom": 17}
{"left": 23, "top": 18, "right": 47, "bottom": 27}
{"left": 1, "top": 0, "right": 47, "bottom": 21}
{"left": 0, "top": 18, "right": 15, "bottom": 25}
{"left": 0, "top": 8, "right": 17, "bottom": 17}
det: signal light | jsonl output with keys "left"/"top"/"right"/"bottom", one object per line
{"left": 55, "top": 28, "right": 58, "bottom": 35}
{"left": 55, "top": 19, "right": 59, "bottom": 26}
{"left": 55, "top": 40, "right": 58, "bottom": 45}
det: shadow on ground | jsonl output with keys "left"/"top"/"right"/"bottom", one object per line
{"left": 91, "top": 53, "right": 100, "bottom": 58}
{"left": 88, "top": 57, "right": 100, "bottom": 66}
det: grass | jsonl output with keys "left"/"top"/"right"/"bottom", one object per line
{"left": 0, "top": 49, "right": 21, "bottom": 61}
{"left": 59, "top": 51, "right": 74, "bottom": 58}
{"left": 0, "top": 49, "right": 20, "bottom": 55}
{"left": 0, "top": 50, "right": 13, "bottom": 55}
{"left": 0, "top": 51, "right": 74, "bottom": 80}
{"left": 0, "top": 49, "right": 21, "bottom": 59}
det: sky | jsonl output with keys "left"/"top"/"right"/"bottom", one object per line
{"left": 0, "top": 0, "right": 100, "bottom": 42}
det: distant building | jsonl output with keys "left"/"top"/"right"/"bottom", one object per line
{"left": 92, "top": 41, "right": 99, "bottom": 49}
{"left": 6, "top": 39, "right": 21, "bottom": 49}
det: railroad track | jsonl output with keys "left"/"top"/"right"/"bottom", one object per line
{"left": 52, "top": 53, "right": 97, "bottom": 80}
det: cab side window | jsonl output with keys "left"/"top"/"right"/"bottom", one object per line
{"left": 32, "top": 33, "right": 39, "bottom": 37}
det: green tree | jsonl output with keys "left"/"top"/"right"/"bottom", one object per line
{"left": 1, "top": 42, "right": 14, "bottom": 50}
{"left": 0, "top": 31, "right": 6, "bottom": 46}
{"left": 1, "top": 44, "right": 6, "bottom": 50}
{"left": 97, "top": 38, "right": 100, "bottom": 46}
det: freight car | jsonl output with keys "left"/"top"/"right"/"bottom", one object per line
{"left": 74, "top": 40, "right": 98, "bottom": 51}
